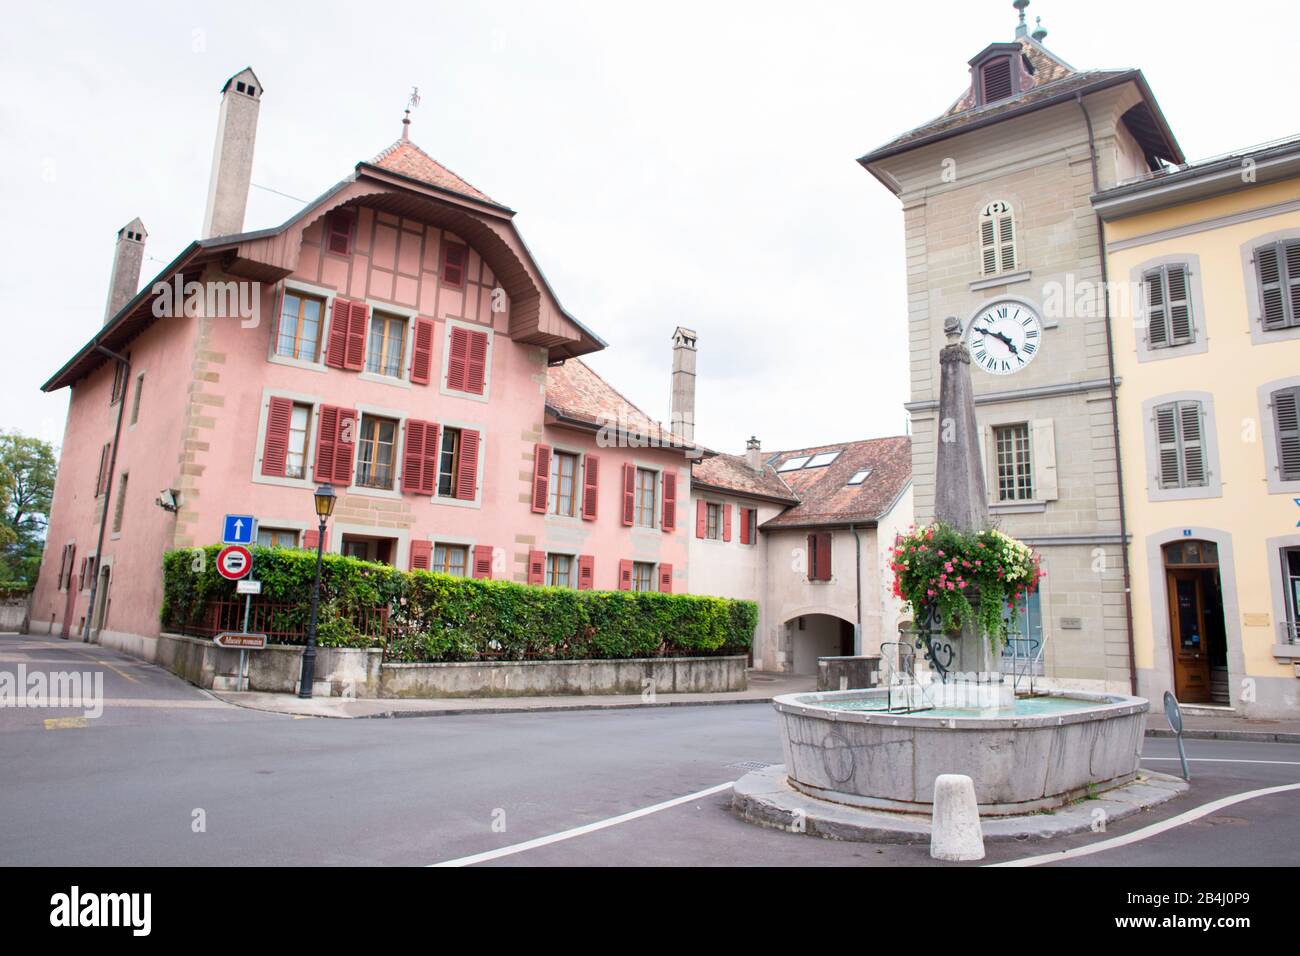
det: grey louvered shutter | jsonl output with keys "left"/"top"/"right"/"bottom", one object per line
{"left": 1274, "top": 387, "right": 1300, "bottom": 481}
{"left": 1166, "top": 265, "right": 1194, "bottom": 344}
{"left": 1154, "top": 403, "right": 1181, "bottom": 488}
{"left": 1286, "top": 241, "right": 1300, "bottom": 328}
{"left": 1145, "top": 269, "right": 1169, "bottom": 347}
{"left": 1256, "top": 243, "right": 1289, "bottom": 329}
{"left": 998, "top": 214, "right": 1016, "bottom": 272}
{"left": 981, "top": 218, "right": 997, "bottom": 275}
{"left": 1179, "top": 401, "right": 1206, "bottom": 486}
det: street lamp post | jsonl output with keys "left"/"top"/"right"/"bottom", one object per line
{"left": 299, "top": 483, "right": 337, "bottom": 699}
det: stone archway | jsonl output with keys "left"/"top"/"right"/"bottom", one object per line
{"left": 785, "top": 612, "right": 855, "bottom": 676}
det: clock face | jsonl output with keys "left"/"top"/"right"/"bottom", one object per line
{"left": 968, "top": 301, "right": 1042, "bottom": 375}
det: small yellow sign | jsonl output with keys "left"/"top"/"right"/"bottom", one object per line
{"left": 1242, "top": 612, "right": 1271, "bottom": 628}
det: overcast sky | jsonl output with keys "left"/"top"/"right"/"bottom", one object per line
{"left": 2, "top": 1, "right": 1296, "bottom": 456}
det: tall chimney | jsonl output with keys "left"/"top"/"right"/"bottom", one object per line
{"left": 669, "top": 326, "right": 697, "bottom": 444}
{"left": 103, "top": 218, "right": 147, "bottom": 324}
{"left": 202, "top": 67, "right": 263, "bottom": 239}
{"left": 746, "top": 436, "right": 762, "bottom": 472}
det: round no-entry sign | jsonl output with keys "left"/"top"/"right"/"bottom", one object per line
{"left": 217, "top": 544, "right": 253, "bottom": 581}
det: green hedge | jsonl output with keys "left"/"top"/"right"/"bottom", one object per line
{"left": 162, "top": 545, "right": 757, "bottom": 662}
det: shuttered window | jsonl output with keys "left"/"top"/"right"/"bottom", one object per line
{"left": 433, "top": 543, "right": 468, "bottom": 576}
{"left": 94, "top": 443, "right": 111, "bottom": 496}
{"left": 994, "top": 423, "right": 1033, "bottom": 501}
{"left": 455, "top": 429, "right": 479, "bottom": 500}
{"left": 313, "top": 405, "right": 357, "bottom": 485}
{"left": 1254, "top": 240, "right": 1300, "bottom": 330}
{"left": 365, "top": 312, "right": 406, "bottom": 378}
{"left": 409, "top": 318, "right": 435, "bottom": 385}
{"left": 661, "top": 471, "right": 676, "bottom": 532}
{"left": 530, "top": 444, "right": 551, "bottom": 513}
{"left": 401, "top": 420, "right": 439, "bottom": 495}
{"left": 632, "top": 561, "right": 655, "bottom": 592}
{"left": 546, "top": 553, "right": 573, "bottom": 588}
{"left": 658, "top": 563, "right": 673, "bottom": 594}
{"left": 808, "top": 532, "right": 832, "bottom": 581}
{"left": 277, "top": 292, "right": 325, "bottom": 362}
{"left": 582, "top": 455, "right": 600, "bottom": 520}
{"left": 446, "top": 327, "right": 489, "bottom": 394}
{"left": 472, "top": 545, "right": 494, "bottom": 579}
{"left": 409, "top": 540, "right": 432, "bottom": 572}
{"left": 325, "top": 210, "right": 354, "bottom": 256}
{"left": 112, "top": 473, "right": 129, "bottom": 534}
{"left": 550, "top": 451, "right": 578, "bottom": 516}
{"left": 979, "top": 57, "right": 1013, "bottom": 103}
{"left": 979, "top": 201, "right": 1016, "bottom": 276}
{"left": 1144, "top": 264, "right": 1195, "bottom": 348}
{"left": 442, "top": 241, "right": 468, "bottom": 288}
{"left": 621, "top": 463, "right": 636, "bottom": 526}
{"left": 1271, "top": 387, "right": 1300, "bottom": 482}
{"left": 325, "top": 298, "right": 368, "bottom": 371}
{"left": 577, "top": 554, "right": 594, "bottom": 590}
{"left": 356, "top": 415, "right": 398, "bottom": 490}
{"left": 634, "top": 468, "right": 656, "bottom": 527}
{"left": 1154, "top": 400, "right": 1208, "bottom": 489}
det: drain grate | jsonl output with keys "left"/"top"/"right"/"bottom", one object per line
{"left": 726, "top": 760, "right": 776, "bottom": 772}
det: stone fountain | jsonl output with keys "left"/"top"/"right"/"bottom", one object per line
{"left": 733, "top": 317, "right": 1184, "bottom": 839}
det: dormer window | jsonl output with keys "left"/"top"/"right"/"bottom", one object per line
{"left": 325, "top": 210, "right": 354, "bottom": 256}
{"left": 980, "top": 58, "right": 1014, "bottom": 103}
{"left": 969, "top": 42, "right": 1024, "bottom": 107}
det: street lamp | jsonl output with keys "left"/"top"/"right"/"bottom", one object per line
{"left": 299, "top": 483, "right": 337, "bottom": 699}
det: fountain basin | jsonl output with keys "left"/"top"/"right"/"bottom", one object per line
{"left": 774, "top": 687, "right": 1149, "bottom": 815}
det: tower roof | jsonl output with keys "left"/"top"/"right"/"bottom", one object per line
{"left": 369, "top": 138, "right": 498, "bottom": 206}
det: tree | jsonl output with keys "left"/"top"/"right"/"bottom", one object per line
{"left": 0, "top": 432, "right": 57, "bottom": 587}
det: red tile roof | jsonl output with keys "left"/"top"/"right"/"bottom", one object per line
{"left": 692, "top": 453, "right": 798, "bottom": 503}
{"left": 758, "top": 436, "right": 912, "bottom": 528}
{"left": 371, "top": 139, "right": 497, "bottom": 205}
{"left": 545, "top": 359, "right": 700, "bottom": 454}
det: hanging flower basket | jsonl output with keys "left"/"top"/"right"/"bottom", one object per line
{"left": 889, "top": 522, "right": 1044, "bottom": 649}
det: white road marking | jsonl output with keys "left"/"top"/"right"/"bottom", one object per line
{"left": 430, "top": 782, "right": 735, "bottom": 867}
{"left": 993, "top": 781, "right": 1300, "bottom": 867}
{"left": 1143, "top": 756, "right": 1300, "bottom": 766}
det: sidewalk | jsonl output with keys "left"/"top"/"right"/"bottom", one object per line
{"left": 210, "top": 671, "right": 818, "bottom": 719}
{"left": 1144, "top": 712, "right": 1300, "bottom": 744}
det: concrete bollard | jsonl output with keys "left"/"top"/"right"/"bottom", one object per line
{"left": 930, "top": 774, "right": 985, "bottom": 861}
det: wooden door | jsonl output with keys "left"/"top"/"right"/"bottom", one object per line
{"left": 1167, "top": 569, "right": 1211, "bottom": 702}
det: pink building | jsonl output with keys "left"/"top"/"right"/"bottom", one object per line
{"left": 32, "top": 69, "right": 696, "bottom": 645}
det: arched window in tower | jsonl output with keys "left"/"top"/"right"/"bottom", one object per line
{"left": 979, "top": 201, "right": 1017, "bottom": 276}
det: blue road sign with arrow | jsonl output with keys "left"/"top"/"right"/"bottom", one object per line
{"left": 223, "top": 514, "right": 256, "bottom": 545}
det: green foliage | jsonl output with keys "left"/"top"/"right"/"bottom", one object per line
{"left": 889, "top": 522, "right": 1044, "bottom": 648}
{"left": 162, "top": 545, "right": 756, "bottom": 661}
{"left": 0, "top": 432, "right": 57, "bottom": 587}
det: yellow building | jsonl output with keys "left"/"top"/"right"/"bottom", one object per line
{"left": 1094, "top": 136, "right": 1300, "bottom": 718}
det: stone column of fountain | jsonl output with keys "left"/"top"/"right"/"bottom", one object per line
{"left": 927, "top": 317, "right": 1005, "bottom": 703}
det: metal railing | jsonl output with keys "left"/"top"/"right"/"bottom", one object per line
{"left": 178, "top": 600, "right": 393, "bottom": 645}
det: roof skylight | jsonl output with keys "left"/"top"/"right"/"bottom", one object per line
{"left": 847, "top": 469, "right": 872, "bottom": 485}
{"left": 806, "top": 451, "right": 841, "bottom": 468}
{"left": 778, "top": 456, "right": 811, "bottom": 472}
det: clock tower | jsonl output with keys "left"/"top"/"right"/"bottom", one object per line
{"left": 859, "top": 4, "right": 1182, "bottom": 691}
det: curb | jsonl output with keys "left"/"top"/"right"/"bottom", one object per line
{"left": 214, "top": 693, "right": 784, "bottom": 720}
{"left": 731, "top": 765, "right": 1189, "bottom": 843}
{"left": 1144, "top": 728, "right": 1300, "bottom": 744}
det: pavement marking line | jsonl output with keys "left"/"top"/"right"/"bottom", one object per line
{"left": 1143, "top": 756, "right": 1300, "bottom": 766}
{"left": 43, "top": 717, "right": 89, "bottom": 730}
{"left": 75, "top": 654, "right": 139, "bottom": 684}
{"left": 992, "top": 781, "right": 1300, "bottom": 867}
{"left": 430, "top": 781, "right": 736, "bottom": 867}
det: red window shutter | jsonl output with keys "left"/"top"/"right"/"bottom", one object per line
{"left": 302, "top": 528, "right": 320, "bottom": 551}
{"left": 695, "top": 498, "right": 706, "bottom": 538}
{"left": 326, "top": 210, "right": 353, "bottom": 256}
{"left": 344, "top": 300, "right": 367, "bottom": 371}
{"left": 527, "top": 549, "right": 545, "bottom": 586}
{"left": 314, "top": 406, "right": 339, "bottom": 482}
{"left": 262, "top": 397, "right": 294, "bottom": 477}
{"left": 455, "top": 429, "right": 480, "bottom": 500}
{"left": 325, "top": 300, "right": 350, "bottom": 368}
{"left": 808, "top": 532, "right": 832, "bottom": 581}
{"left": 618, "top": 559, "right": 633, "bottom": 591}
{"left": 472, "top": 544, "right": 494, "bottom": 579}
{"left": 402, "top": 420, "right": 437, "bottom": 494}
{"left": 722, "top": 503, "right": 732, "bottom": 542}
{"left": 315, "top": 406, "right": 358, "bottom": 485}
{"left": 661, "top": 471, "right": 676, "bottom": 532}
{"left": 621, "top": 463, "right": 635, "bottom": 526}
{"left": 443, "top": 241, "right": 467, "bottom": 288}
{"left": 409, "top": 539, "right": 432, "bottom": 571}
{"left": 531, "top": 444, "right": 551, "bottom": 513}
{"left": 739, "top": 508, "right": 751, "bottom": 545}
{"left": 658, "top": 563, "right": 673, "bottom": 594}
{"left": 807, "top": 533, "right": 817, "bottom": 579}
{"left": 581, "top": 454, "right": 599, "bottom": 520}
{"left": 466, "top": 330, "right": 488, "bottom": 395}
{"left": 447, "top": 327, "right": 469, "bottom": 391}
{"left": 578, "top": 554, "right": 594, "bottom": 590}
{"left": 410, "top": 318, "right": 435, "bottom": 385}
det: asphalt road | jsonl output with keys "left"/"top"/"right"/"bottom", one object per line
{"left": 2, "top": 632, "right": 1298, "bottom": 867}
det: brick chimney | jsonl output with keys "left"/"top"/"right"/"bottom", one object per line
{"left": 103, "top": 218, "right": 147, "bottom": 324}
{"left": 669, "top": 326, "right": 697, "bottom": 444}
{"left": 746, "top": 436, "right": 762, "bottom": 472}
{"left": 201, "top": 67, "right": 263, "bottom": 239}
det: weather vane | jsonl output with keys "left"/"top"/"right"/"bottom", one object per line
{"left": 401, "top": 87, "right": 420, "bottom": 140}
